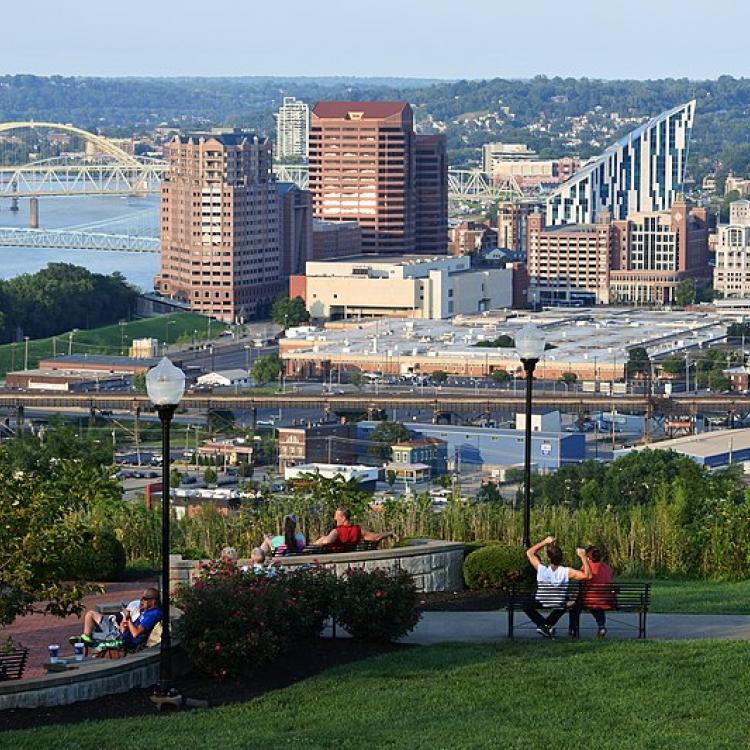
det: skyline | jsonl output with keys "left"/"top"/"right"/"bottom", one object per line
{"left": 1, "top": 0, "right": 748, "bottom": 80}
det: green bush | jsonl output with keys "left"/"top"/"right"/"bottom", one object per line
{"left": 63, "top": 530, "right": 127, "bottom": 581}
{"left": 335, "top": 567, "right": 420, "bottom": 642}
{"left": 463, "top": 544, "right": 533, "bottom": 590}
{"left": 463, "top": 541, "right": 493, "bottom": 558}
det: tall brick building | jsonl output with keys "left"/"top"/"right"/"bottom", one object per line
{"left": 309, "top": 101, "right": 446, "bottom": 255}
{"left": 156, "top": 130, "right": 283, "bottom": 322}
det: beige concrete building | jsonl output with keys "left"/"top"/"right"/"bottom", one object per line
{"left": 156, "top": 129, "right": 281, "bottom": 322}
{"left": 714, "top": 200, "right": 750, "bottom": 299}
{"left": 290, "top": 255, "right": 512, "bottom": 320}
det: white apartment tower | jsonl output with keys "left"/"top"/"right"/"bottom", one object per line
{"left": 274, "top": 97, "right": 309, "bottom": 161}
{"left": 546, "top": 100, "right": 696, "bottom": 226}
{"left": 714, "top": 200, "right": 750, "bottom": 299}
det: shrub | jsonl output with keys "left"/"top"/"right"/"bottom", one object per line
{"left": 63, "top": 530, "right": 126, "bottom": 581}
{"left": 281, "top": 565, "right": 338, "bottom": 639}
{"left": 463, "top": 544, "right": 533, "bottom": 590}
{"left": 335, "top": 567, "right": 420, "bottom": 643}
{"left": 463, "top": 541, "right": 493, "bottom": 559}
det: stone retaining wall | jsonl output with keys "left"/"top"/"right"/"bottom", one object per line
{"left": 170, "top": 539, "right": 465, "bottom": 593}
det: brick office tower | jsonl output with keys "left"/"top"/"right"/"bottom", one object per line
{"left": 156, "top": 130, "right": 281, "bottom": 322}
{"left": 309, "top": 101, "right": 447, "bottom": 254}
{"left": 415, "top": 134, "right": 448, "bottom": 254}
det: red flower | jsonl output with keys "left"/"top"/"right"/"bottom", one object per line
{"left": 213, "top": 642, "right": 222, "bottom": 652}
{"left": 375, "top": 590, "right": 383, "bottom": 598}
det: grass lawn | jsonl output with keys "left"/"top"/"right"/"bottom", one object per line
{"left": 646, "top": 578, "right": 750, "bottom": 614}
{"left": 0, "top": 312, "right": 213, "bottom": 377}
{"left": 3, "top": 640, "right": 749, "bottom": 749}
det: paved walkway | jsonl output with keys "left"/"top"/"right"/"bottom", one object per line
{"left": 402, "top": 611, "right": 750, "bottom": 645}
{"left": 4, "top": 582, "right": 153, "bottom": 679}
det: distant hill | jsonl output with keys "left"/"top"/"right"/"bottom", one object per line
{"left": 1, "top": 74, "right": 749, "bottom": 182}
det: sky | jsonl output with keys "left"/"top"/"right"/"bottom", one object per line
{"left": 0, "top": 0, "right": 747, "bottom": 81}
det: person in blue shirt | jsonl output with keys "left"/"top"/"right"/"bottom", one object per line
{"left": 70, "top": 588, "right": 162, "bottom": 653}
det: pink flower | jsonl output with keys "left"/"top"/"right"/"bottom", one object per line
{"left": 213, "top": 642, "right": 222, "bottom": 652}
{"left": 375, "top": 590, "right": 383, "bottom": 599}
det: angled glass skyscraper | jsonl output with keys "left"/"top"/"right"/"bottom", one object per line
{"left": 546, "top": 100, "right": 696, "bottom": 226}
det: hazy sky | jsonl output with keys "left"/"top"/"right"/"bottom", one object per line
{"left": 1, "top": 0, "right": 747, "bottom": 80}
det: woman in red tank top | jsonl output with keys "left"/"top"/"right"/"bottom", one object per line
{"left": 568, "top": 546, "right": 614, "bottom": 638}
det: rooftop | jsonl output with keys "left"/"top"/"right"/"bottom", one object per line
{"left": 632, "top": 428, "right": 750, "bottom": 459}
{"left": 312, "top": 101, "right": 410, "bottom": 119}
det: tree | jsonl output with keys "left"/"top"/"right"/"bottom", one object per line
{"left": 386, "top": 470, "right": 397, "bottom": 487}
{"left": 626, "top": 347, "right": 650, "bottom": 379}
{"left": 674, "top": 279, "right": 696, "bottom": 307}
{"left": 708, "top": 371, "right": 730, "bottom": 393}
{"left": 660, "top": 355, "right": 685, "bottom": 377}
{"left": 251, "top": 355, "right": 282, "bottom": 385}
{"left": 203, "top": 467, "right": 218, "bottom": 486}
{"left": 350, "top": 371, "right": 363, "bottom": 390}
{"left": 727, "top": 322, "right": 750, "bottom": 343}
{"left": 490, "top": 369, "right": 512, "bottom": 384}
{"left": 559, "top": 372, "right": 578, "bottom": 385}
{"left": 132, "top": 372, "right": 146, "bottom": 393}
{"left": 170, "top": 468, "right": 182, "bottom": 487}
{"left": 432, "top": 370, "right": 448, "bottom": 384}
{"left": 367, "top": 421, "right": 411, "bottom": 461}
{"left": 272, "top": 295, "right": 310, "bottom": 330}
{"left": 477, "top": 482, "right": 502, "bottom": 502}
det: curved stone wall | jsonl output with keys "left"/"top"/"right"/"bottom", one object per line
{"left": 170, "top": 539, "right": 465, "bottom": 593}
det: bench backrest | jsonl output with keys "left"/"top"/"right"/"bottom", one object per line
{"left": 0, "top": 649, "right": 28, "bottom": 681}
{"left": 509, "top": 582, "right": 651, "bottom": 610}
{"left": 273, "top": 540, "right": 379, "bottom": 557}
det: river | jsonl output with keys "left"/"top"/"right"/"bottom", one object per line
{"left": 0, "top": 194, "right": 160, "bottom": 292}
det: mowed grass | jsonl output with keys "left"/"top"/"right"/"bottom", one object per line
{"left": 647, "top": 578, "right": 750, "bottom": 614}
{"left": 3, "top": 640, "right": 750, "bottom": 749}
{"left": 0, "top": 312, "right": 213, "bottom": 377}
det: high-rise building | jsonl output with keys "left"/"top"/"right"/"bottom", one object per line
{"left": 713, "top": 200, "right": 750, "bottom": 299}
{"left": 546, "top": 100, "right": 696, "bottom": 226}
{"left": 527, "top": 213, "right": 613, "bottom": 306}
{"left": 496, "top": 200, "right": 543, "bottom": 252}
{"left": 609, "top": 197, "right": 710, "bottom": 305}
{"left": 415, "top": 134, "right": 448, "bottom": 254}
{"left": 277, "top": 183, "right": 313, "bottom": 278}
{"left": 274, "top": 97, "right": 309, "bottom": 162}
{"left": 309, "top": 101, "right": 447, "bottom": 255}
{"left": 156, "top": 129, "right": 282, "bottom": 322}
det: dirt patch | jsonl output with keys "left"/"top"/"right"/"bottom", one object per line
{"left": 0, "top": 639, "right": 405, "bottom": 732}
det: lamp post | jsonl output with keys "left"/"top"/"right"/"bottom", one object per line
{"left": 145, "top": 357, "right": 185, "bottom": 698}
{"left": 516, "top": 323, "right": 546, "bottom": 548}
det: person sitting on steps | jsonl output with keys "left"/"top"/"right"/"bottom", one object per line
{"left": 523, "top": 536, "right": 591, "bottom": 639}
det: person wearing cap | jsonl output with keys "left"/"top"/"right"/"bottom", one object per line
{"left": 262, "top": 513, "right": 305, "bottom": 556}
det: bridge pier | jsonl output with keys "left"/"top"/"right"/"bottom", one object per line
{"left": 10, "top": 196, "right": 18, "bottom": 212}
{"left": 29, "top": 197, "right": 38, "bottom": 228}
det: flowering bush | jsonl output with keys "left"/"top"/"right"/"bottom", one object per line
{"left": 334, "top": 567, "right": 420, "bottom": 643}
{"left": 174, "top": 561, "right": 337, "bottom": 678}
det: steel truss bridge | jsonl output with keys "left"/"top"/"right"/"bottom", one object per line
{"left": 0, "top": 227, "right": 159, "bottom": 253}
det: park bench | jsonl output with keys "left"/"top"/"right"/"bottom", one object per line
{"left": 505, "top": 582, "right": 651, "bottom": 639}
{"left": 272, "top": 540, "right": 379, "bottom": 557}
{"left": 0, "top": 647, "right": 29, "bottom": 681}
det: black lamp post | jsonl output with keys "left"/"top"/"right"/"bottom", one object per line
{"left": 515, "top": 324, "right": 546, "bottom": 548}
{"left": 145, "top": 357, "right": 185, "bottom": 697}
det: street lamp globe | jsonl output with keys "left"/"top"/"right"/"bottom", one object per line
{"left": 146, "top": 357, "right": 186, "bottom": 406}
{"left": 516, "top": 324, "right": 546, "bottom": 363}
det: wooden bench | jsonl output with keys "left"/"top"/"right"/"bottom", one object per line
{"left": 0, "top": 648, "right": 29, "bottom": 681}
{"left": 505, "top": 582, "right": 651, "bottom": 639}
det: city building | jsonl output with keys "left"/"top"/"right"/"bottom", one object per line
{"left": 359, "top": 421, "right": 585, "bottom": 473}
{"left": 725, "top": 174, "right": 750, "bottom": 197}
{"left": 308, "top": 101, "right": 447, "bottom": 254}
{"left": 546, "top": 101, "right": 696, "bottom": 226}
{"left": 482, "top": 143, "right": 580, "bottom": 190}
{"left": 609, "top": 198, "right": 710, "bottom": 305}
{"left": 196, "top": 369, "right": 251, "bottom": 388}
{"left": 448, "top": 221, "right": 498, "bottom": 256}
{"left": 277, "top": 422, "right": 357, "bottom": 473}
{"left": 37, "top": 354, "right": 160, "bottom": 375}
{"left": 290, "top": 254, "right": 512, "bottom": 320}
{"left": 311, "top": 220, "right": 362, "bottom": 260}
{"left": 5, "top": 367, "right": 129, "bottom": 392}
{"left": 277, "top": 183, "right": 313, "bottom": 277}
{"left": 274, "top": 96, "right": 309, "bottom": 162}
{"left": 197, "top": 437, "right": 253, "bottom": 466}
{"left": 527, "top": 213, "right": 613, "bottom": 306}
{"left": 129, "top": 338, "right": 159, "bottom": 358}
{"left": 496, "top": 200, "right": 542, "bottom": 252}
{"left": 714, "top": 200, "right": 750, "bottom": 299}
{"left": 156, "top": 129, "right": 281, "bottom": 322}
{"left": 390, "top": 437, "right": 448, "bottom": 476}
{"left": 284, "top": 463, "right": 379, "bottom": 489}
{"left": 415, "top": 134, "right": 448, "bottom": 254}
{"left": 528, "top": 197, "right": 710, "bottom": 307}
{"left": 279, "top": 308, "right": 734, "bottom": 382}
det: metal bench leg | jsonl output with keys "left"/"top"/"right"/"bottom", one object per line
{"left": 639, "top": 610, "right": 647, "bottom": 639}
{"left": 507, "top": 606, "right": 514, "bottom": 640}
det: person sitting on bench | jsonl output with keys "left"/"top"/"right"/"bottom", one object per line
{"left": 523, "top": 536, "right": 591, "bottom": 638}
{"left": 568, "top": 545, "right": 614, "bottom": 639}
{"left": 313, "top": 505, "right": 396, "bottom": 552}
{"left": 262, "top": 513, "right": 306, "bottom": 556}
{"left": 70, "top": 587, "right": 162, "bottom": 653}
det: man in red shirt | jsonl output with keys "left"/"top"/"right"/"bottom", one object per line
{"left": 314, "top": 506, "right": 396, "bottom": 552}
{"left": 568, "top": 545, "right": 614, "bottom": 638}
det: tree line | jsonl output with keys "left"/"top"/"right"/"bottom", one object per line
{"left": 0, "top": 263, "right": 138, "bottom": 344}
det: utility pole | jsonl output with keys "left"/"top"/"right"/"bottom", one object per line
{"left": 134, "top": 406, "right": 141, "bottom": 466}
